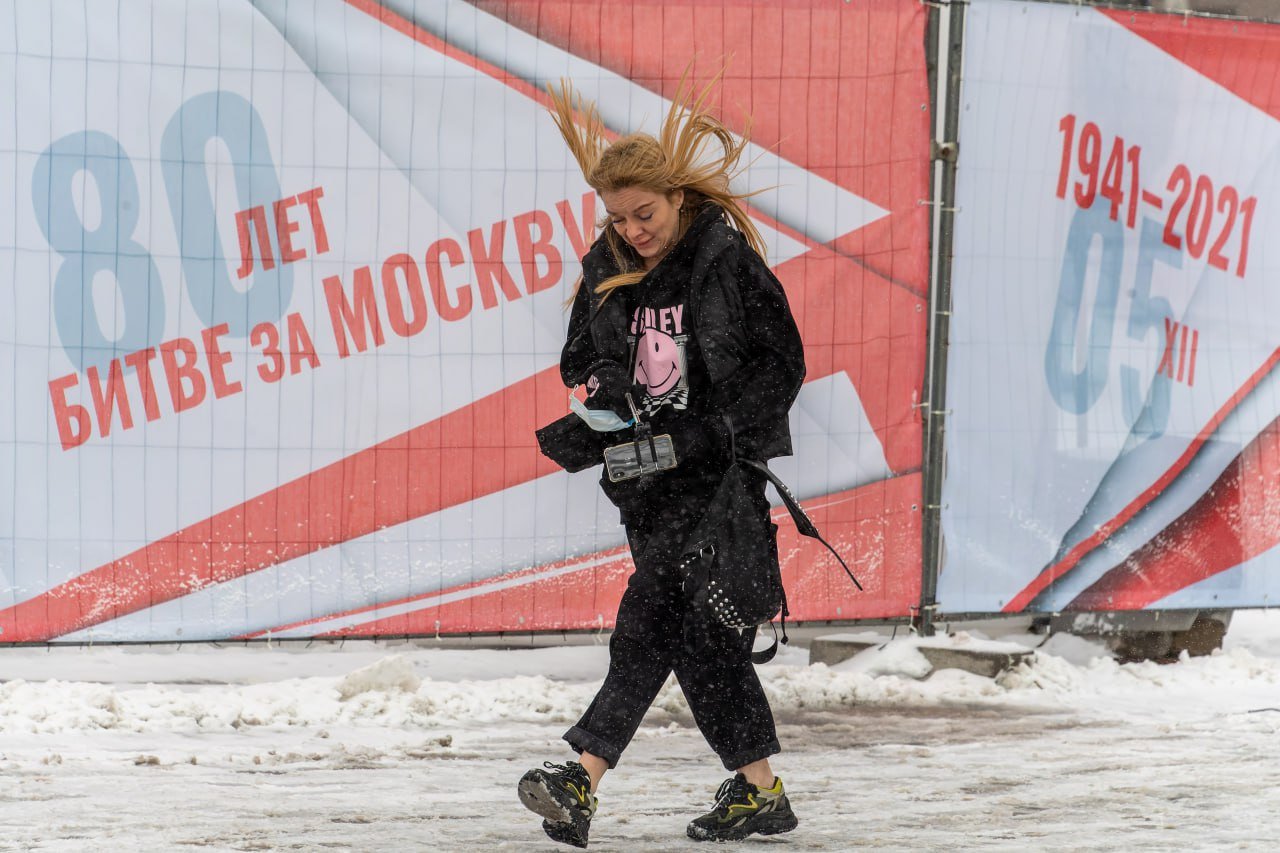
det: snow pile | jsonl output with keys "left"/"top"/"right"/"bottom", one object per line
{"left": 835, "top": 641, "right": 934, "bottom": 680}
{"left": 0, "top": 648, "right": 1046, "bottom": 735}
{"left": 336, "top": 655, "right": 421, "bottom": 700}
{"left": 762, "top": 657, "right": 1007, "bottom": 712}
{"left": 997, "top": 644, "right": 1280, "bottom": 720}
{"left": 0, "top": 672, "right": 603, "bottom": 735}
{"left": 0, "top": 611, "right": 1277, "bottom": 735}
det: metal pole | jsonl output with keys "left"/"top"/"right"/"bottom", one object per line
{"left": 917, "top": 0, "right": 966, "bottom": 638}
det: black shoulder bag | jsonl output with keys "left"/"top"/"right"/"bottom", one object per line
{"left": 680, "top": 455, "right": 863, "bottom": 665}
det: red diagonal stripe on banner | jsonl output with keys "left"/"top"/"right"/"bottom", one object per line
{"left": 0, "top": 368, "right": 567, "bottom": 643}
{"left": 1104, "top": 10, "right": 1280, "bottom": 123}
{"left": 1067, "top": 413, "right": 1280, "bottom": 611}
{"left": 235, "top": 546, "right": 634, "bottom": 639}
{"left": 327, "top": 476, "right": 924, "bottom": 634}
{"left": 243, "top": 472, "right": 923, "bottom": 638}
{"left": 344, "top": 0, "right": 554, "bottom": 108}
{"left": 1003, "top": 345, "right": 1280, "bottom": 613}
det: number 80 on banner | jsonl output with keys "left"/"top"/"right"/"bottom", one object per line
{"left": 32, "top": 91, "right": 293, "bottom": 374}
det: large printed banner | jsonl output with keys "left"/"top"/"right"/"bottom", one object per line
{"left": 942, "top": 0, "right": 1280, "bottom": 614}
{"left": 0, "top": 0, "right": 930, "bottom": 642}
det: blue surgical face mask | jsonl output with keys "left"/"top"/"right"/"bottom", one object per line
{"left": 569, "top": 388, "right": 634, "bottom": 432}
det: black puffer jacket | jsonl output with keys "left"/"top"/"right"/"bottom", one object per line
{"left": 562, "top": 204, "right": 805, "bottom": 462}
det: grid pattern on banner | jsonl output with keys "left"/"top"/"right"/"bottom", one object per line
{"left": 939, "top": 0, "right": 1280, "bottom": 617}
{"left": 0, "top": 0, "right": 931, "bottom": 643}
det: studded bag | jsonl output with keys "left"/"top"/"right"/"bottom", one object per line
{"left": 680, "top": 458, "right": 861, "bottom": 665}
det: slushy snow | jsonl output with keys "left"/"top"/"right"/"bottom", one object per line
{"left": 1, "top": 612, "right": 1278, "bottom": 850}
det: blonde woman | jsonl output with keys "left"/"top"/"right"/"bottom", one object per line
{"left": 521, "top": 72, "right": 806, "bottom": 848}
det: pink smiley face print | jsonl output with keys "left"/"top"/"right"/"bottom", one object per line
{"left": 634, "top": 328, "right": 683, "bottom": 396}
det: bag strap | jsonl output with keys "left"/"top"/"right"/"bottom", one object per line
{"left": 749, "top": 589, "right": 789, "bottom": 665}
{"left": 738, "top": 458, "right": 863, "bottom": 593}
{"left": 725, "top": 429, "right": 860, "bottom": 665}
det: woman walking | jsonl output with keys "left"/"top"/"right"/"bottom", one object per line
{"left": 521, "top": 71, "right": 806, "bottom": 848}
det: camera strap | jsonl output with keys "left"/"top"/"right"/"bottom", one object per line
{"left": 625, "top": 393, "right": 661, "bottom": 473}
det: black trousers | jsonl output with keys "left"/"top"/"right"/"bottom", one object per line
{"left": 564, "top": 470, "right": 780, "bottom": 772}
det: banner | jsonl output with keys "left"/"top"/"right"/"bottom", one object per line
{"left": 0, "top": 0, "right": 931, "bottom": 642}
{"left": 942, "top": 0, "right": 1280, "bottom": 614}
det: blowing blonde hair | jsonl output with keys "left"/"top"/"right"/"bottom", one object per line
{"left": 546, "top": 67, "right": 766, "bottom": 299}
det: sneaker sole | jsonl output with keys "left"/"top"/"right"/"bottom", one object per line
{"left": 517, "top": 772, "right": 576, "bottom": 824}
{"left": 687, "top": 810, "right": 799, "bottom": 842}
{"left": 543, "top": 819, "right": 589, "bottom": 849}
{"left": 757, "top": 811, "right": 800, "bottom": 836}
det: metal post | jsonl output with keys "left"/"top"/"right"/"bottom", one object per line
{"left": 917, "top": 0, "right": 966, "bottom": 638}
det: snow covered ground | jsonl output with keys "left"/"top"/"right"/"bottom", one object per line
{"left": 1, "top": 612, "right": 1279, "bottom": 851}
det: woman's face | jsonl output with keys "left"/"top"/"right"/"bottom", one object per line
{"left": 600, "top": 186, "right": 685, "bottom": 270}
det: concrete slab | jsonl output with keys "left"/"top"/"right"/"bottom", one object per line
{"left": 809, "top": 633, "right": 1034, "bottom": 679}
{"left": 807, "top": 638, "right": 877, "bottom": 667}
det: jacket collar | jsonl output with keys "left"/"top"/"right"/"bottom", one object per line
{"left": 650, "top": 202, "right": 725, "bottom": 274}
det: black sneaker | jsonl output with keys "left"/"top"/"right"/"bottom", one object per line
{"left": 518, "top": 760, "right": 597, "bottom": 848}
{"left": 686, "top": 773, "right": 798, "bottom": 842}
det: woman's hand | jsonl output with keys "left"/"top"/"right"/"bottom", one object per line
{"left": 585, "top": 362, "right": 640, "bottom": 419}
{"left": 670, "top": 414, "right": 734, "bottom": 468}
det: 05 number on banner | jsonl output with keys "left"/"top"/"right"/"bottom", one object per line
{"left": 1044, "top": 207, "right": 1179, "bottom": 436}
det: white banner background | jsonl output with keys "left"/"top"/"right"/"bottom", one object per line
{"left": 941, "top": 0, "right": 1280, "bottom": 613}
